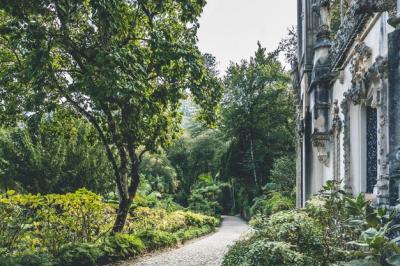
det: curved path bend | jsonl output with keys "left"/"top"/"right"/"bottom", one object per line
{"left": 125, "top": 216, "right": 249, "bottom": 266}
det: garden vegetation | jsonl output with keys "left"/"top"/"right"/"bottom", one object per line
{"left": 0, "top": 188, "right": 219, "bottom": 265}
{"left": 223, "top": 180, "right": 400, "bottom": 266}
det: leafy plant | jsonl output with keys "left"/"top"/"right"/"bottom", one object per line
{"left": 0, "top": 253, "right": 57, "bottom": 266}
{"left": 0, "top": 189, "right": 113, "bottom": 255}
{"left": 138, "top": 230, "right": 178, "bottom": 250}
{"left": 222, "top": 237, "right": 313, "bottom": 266}
{"left": 58, "top": 243, "right": 103, "bottom": 266}
{"left": 250, "top": 192, "right": 294, "bottom": 217}
{"left": 101, "top": 234, "right": 144, "bottom": 259}
{"left": 0, "top": 112, "right": 114, "bottom": 195}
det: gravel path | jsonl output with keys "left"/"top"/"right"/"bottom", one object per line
{"left": 125, "top": 216, "right": 249, "bottom": 266}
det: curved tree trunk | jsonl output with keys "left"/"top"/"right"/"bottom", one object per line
{"left": 112, "top": 143, "right": 141, "bottom": 233}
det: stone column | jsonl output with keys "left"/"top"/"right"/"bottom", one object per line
{"left": 310, "top": 0, "right": 332, "bottom": 167}
{"left": 387, "top": 7, "right": 400, "bottom": 204}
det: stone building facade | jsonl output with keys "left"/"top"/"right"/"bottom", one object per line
{"left": 294, "top": 0, "right": 400, "bottom": 207}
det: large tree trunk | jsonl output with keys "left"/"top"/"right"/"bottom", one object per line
{"left": 112, "top": 197, "right": 131, "bottom": 233}
{"left": 112, "top": 145, "right": 141, "bottom": 233}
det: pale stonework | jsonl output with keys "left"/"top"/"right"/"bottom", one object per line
{"left": 294, "top": 0, "right": 400, "bottom": 207}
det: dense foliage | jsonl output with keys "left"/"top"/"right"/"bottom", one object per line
{"left": 223, "top": 180, "right": 400, "bottom": 266}
{"left": 0, "top": 111, "right": 113, "bottom": 195}
{"left": 218, "top": 44, "right": 295, "bottom": 218}
{"left": 0, "top": 0, "right": 223, "bottom": 232}
{"left": 0, "top": 0, "right": 298, "bottom": 264}
{"left": 0, "top": 189, "right": 219, "bottom": 265}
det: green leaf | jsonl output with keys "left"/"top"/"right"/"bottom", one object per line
{"left": 387, "top": 255, "right": 400, "bottom": 266}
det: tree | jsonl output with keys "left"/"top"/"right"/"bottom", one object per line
{"left": 0, "top": 0, "right": 222, "bottom": 232}
{"left": 220, "top": 43, "right": 295, "bottom": 214}
{"left": 0, "top": 110, "right": 114, "bottom": 195}
{"left": 166, "top": 129, "right": 226, "bottom": 205}
{"left": 140, "top": 152, "right": 178, "bottom": 195}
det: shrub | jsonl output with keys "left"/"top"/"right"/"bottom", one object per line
{"left": 101, "top": 233, "right": 144, "bottom": 259}
{"left": 58, "top": 243, "right": 103, "bottom": 266}
{"left": 245, "top": 240, "right": 312, "bottom": 266}
{"left": 183, "top": 211, "right": 219, "bottom": 227}
{"left": 0, "top": 189, "right": 113, "bottom": 254}
{"left": 222, "top": 237, "right": 253, "bottom": 266}
{"left": 188, "top": 178, "right": 226, "bottom": 216}
{"left": 0, "top": 253, "right": 57, "bottom": 266}
{"left": 36, "top": 189, "right": 113, "bottom": 253}
{"left": 157, "top": 211, "right": 187, "bottom": 232}
{"left": 222, "top": 238, "right": 312, "bottom": 266}
{"left": 0, "top": 191, "right": 33, "bottom": 253}
{"left": 250, "top": 192, "right": 294, "bottom": 217}
{"left": 125, "top": 207, "right": 167, "bottom": 234}
{"left": 0, "top": 190, "right": 220, "bottom": 264}
{"left": 250, "top": 210, "right": 343, "bottom": 264}
{"left": 176, "top": 225, "right": 214, "bottom": 241}
{"left": 262, "top": 210, "right": 327, "bottom": 260}
{"left": 305, "top": 195, "right": 327, "bottom": 219}
{"left": 138, "top": 230, "right": 178, "bottom": 250}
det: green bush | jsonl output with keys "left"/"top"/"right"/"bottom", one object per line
{"left": 176, "top": 225, "right": 214, "bottom": 241}
{"left": 222, "top": 238, "right": 312, "bottom": 266}
{"left": 138, "top": 230, "right": 178, "bottom": 250}
{"left": 222, "top": 237, "right": 252, "bottom": 266}
{"left": 183, "top": 211, "right": 219, "bottom": 227}
{"left": 0, "top": 189, "right": 113, "bottom": 254}
{"left": 58, "top": 243, "right": 102, "bottom": 266}
{"left": 244, "top": 210, "right": 342, "bottom": 265}
{"left": 245, "top": 240, "right": 312, "bottom": 266}
{"left": 0, "top": 192, "right": 32, "bottom": 253}
{"left": 263, "top": 210, "right": 324, "bottom": 255}
{"left": 101, "top": 233, "right": 144, "bottom": 259}
{"left": 250, "top": 192, "right": 294, "bottom": 217}
{"left": 0, "top": 253, "right": 57, "bottom": 266}
{"left": 268, "top": 155, "right": 296, "bottom": 195}
{"left": 0, "top": 190, "right": 220, "bottom": 264}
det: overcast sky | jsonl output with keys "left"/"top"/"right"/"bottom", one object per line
{"left": 197, "top": 0, "right": 297, "bottom": 75}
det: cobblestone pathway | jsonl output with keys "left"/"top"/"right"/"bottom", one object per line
{"left": 122, "top": 216, "right": 249, "bottom": 266}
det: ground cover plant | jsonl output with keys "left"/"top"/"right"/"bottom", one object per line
{"left": 0, "top": 189, "right": 219, "bottom": 266}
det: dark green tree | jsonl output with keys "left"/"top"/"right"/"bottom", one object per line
{"left": 0, "top": 111, "right": 114, "bottom": 195}
{"left": 220, "top": 43, "right": 295, "bottom": 215}
{"left": 140, "top": 152, "right": 178, "bottom": 195}
{"left": 0, "top": 0, "right": 222, "bottom": 232}
{"left": 167, "top": 129, "right": 226, "bottom": 206}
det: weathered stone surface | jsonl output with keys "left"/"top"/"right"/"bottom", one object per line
{"left": 388, "top": 29, "right": 400, "bottom": 204}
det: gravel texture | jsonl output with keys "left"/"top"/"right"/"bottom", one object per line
{"left": 125, "top": 216, "right": 249, "bottom": 266}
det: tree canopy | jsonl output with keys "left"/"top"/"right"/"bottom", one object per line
{"left": 0, "top": 0, "right": 222, "bottom": 231}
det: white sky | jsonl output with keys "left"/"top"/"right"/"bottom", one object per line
{"left": 197, "top": 0, "right": 297, "bottom": 75}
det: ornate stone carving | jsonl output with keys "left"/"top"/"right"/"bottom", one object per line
{"left": 330, "top": 2, "right": 371, "bottom": 69}
{"left": 364, "top": 56, "right": 389, "bottom": 89}
{"left": 341, "top": 96, "right": 352, "bottom": 193}
{"left": 332, "top": 100, "right": 342, "bottom": 132}
{"left": 332, "top": 100, "right": 342, "bottom": 180}
{"left": 351, "top": 42, "right": 373, "bottom": 82}
{"left": 331, "top": 0, "right": 396, "bottom": 69}
{"left": 348, "top": 41, "right": 372, "bottom": 105}
{"left": 354, "top": 0, "right": 396, "bottom": 15}
{"left": 312, "top": 132, "right": 331, "bottom": 167}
